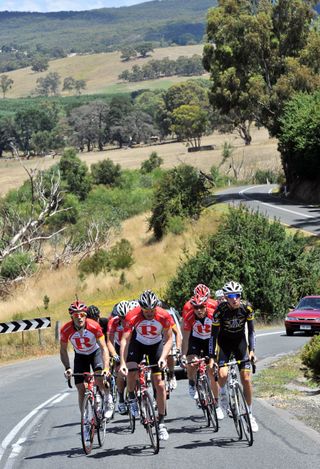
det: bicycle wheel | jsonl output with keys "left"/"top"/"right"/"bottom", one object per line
{"left": 141, "top": 391, "right": 160, "bottom": 454}
{"left": 236, "top": 384, "right": 253, "bottom": 446}
{"left": 228, "top": 386, "right": 243, "bottom": 440}
{"left": 202, "top": 377, "right": 219, "bottom": 432}
{"left": 109, "top": 375, "right": 117, "bottom": 419}
{"left": 127, "top": 402, "right": 136, "bottom": 433}
{"left": 196, "top": 379, "right": 207, "bottom": 416}
{"left": 95, "top": 391, "right": 107, "bottom": 447}
{"left": 81, "top": 393, "right": 96, "bottom": 455}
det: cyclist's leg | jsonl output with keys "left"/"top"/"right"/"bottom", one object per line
{"left": 126, "top": 338, "right": 142, "bottom": 394}
{"left": 149, "top": 341, "right": 166, "bottom": 417}
{"left": 236, "top": 337, "right": 253, "bottom": 408}
{"left": 74, "top": 352, "right": 90, "bottom": 411}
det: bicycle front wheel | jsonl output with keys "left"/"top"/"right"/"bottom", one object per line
{"left": 202, "top": 377, "right": 219, "bottom": 432}
{"left": 141, "top": 391, "right": 160, "bottom": 454}
{"left": 236, "top": 384, "right": 253, "bottom": 446}
{"left": 229, "top": 386, "right": 243, "bottom": 440}
{"left": 81, "top": 393, "right": 96, "bottom": 454}
{"left": 96, "top": 391, "right": 107, "bottom": 447}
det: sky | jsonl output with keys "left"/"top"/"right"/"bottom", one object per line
{"left": 0, "top": 0, "right": 151, "bottom": 12}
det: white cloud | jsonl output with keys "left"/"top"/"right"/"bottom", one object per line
{"left": 0, "top": 0, "right": 148, "bottom": 13}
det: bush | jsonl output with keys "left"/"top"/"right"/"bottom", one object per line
{"left": 167, "top": 215, "right": 185, "bottom": 235}
{"left": 165, "top": 205, "right": 320, "bottom": 318}
{"left": 91, "top": 159, "right": 122, "bottom": 186}
{"left": 140, "top": 152, "right": 163, "bottom": 174}
{"left": 108, "top": 239, "right": 134, "bottom": 270}
{"left": 78, "top": 249, "right": 111, "bottom": 279}
{"left": 0, "top": 252, "right": 36, "bottom": 280}
{"left": 59, "top": 147, "right": 91, "bottom": 200}
{"left": 210, "top": 165, "right": 231, "bottom": 187}
{"left": 301, "top": 335, "right": 320, "bottom": 378}
{"left": 253, "top": 169, "right": 279, "bottom": 184}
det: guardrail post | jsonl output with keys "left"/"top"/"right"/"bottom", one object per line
{"left": 55, "top": 321, "right": 61, "bottom": 343}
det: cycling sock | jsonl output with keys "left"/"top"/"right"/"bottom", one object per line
{"left": 248, "top": 404, "right": 252, "bottom": 413}
{"left": 118, "top": 391, "right": 124, "bottom": 403}
{"left": 158, "top": 414, "right": 165, "bottom": 424}
{"left": 189, "top": 379, "right": 195, "bottom": 387}
{"left": 128, "top": 391, "right": 135, "bottom": 400}
{"left": 168, "top": 371, "right": 174, "bottom": 379}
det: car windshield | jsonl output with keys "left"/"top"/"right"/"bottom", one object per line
{"left": 297, "top": 298, "right": 320, "bottom": 310}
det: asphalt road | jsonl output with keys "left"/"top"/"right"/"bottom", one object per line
{"left": 216, "top": 184, "right": 320, "bottom": 236}
{"left": 1, "top": 329, "right": 319, "bottom": 469}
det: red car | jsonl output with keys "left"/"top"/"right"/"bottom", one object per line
{"left": 285, "top": 296, "right": 320, "bottom": 336}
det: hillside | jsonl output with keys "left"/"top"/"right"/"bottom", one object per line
{"left": 3, "top": 44, "right": 204, "bottom": 98}
{"left": 0, "top": 1, "right": 215, "bottom": 60}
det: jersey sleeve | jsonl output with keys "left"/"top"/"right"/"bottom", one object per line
{"left": 183, "top": 311, "right": 193, "bottom": 331}
{"left": 60, "top": 322, "right": 71, "bottom": 343}
{"left": 245, "top": 302, "right": 255, "bottom": 321}
{"left": 212, "top": 309, "right": 221, "bottom": 327}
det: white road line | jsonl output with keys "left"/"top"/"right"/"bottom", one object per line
{"left": 239, "top": 187, "right": 315, "bottom": 219}
{"left": 0, "top": 391, "right": 69, "bottom": 463}
{"left": 256, "top": 331, "right": 284, "bottom": 337}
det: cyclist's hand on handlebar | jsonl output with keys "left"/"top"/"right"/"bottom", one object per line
{"left": 158, "top": 358, "right": 166, "bottom": 370}
{"left": 180, "top": 355, "right": 187, "bottom": 368}
{"left": 102, "top": 368, "right": 110, "bottom": 377}
{"left": 249, "top": 351, "right": 256, "bottom": 362}
{"left": 64, "top": 367, "right": 73, "bottom": 379}
{"left": 113, "top": 354, "right": 120, "bottom": 364}
{"left": 120, "top": 363, "right": 128, "bottom": 376}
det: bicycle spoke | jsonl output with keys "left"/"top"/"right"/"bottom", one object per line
{"left": 237, "top": 385, "right": 253, "bottom": 446}
{"left": 81, "top": 394, "right": 95, "bottom": 455}
{"left": 141, "top": 392, "right": 160, "bottom": 454}
{"left": 229, "top": 387, "right": 243, "bottom": 439}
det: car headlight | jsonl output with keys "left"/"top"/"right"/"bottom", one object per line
{"left": 285, "top": 316, "right": 298, "bottom": 321}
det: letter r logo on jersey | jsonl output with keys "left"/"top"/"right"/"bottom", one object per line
{"left": 74, "top": 337, "right": 92, "bottom": 349}
{"left": 140, "top": 325, "right": 158, "bottom": 336}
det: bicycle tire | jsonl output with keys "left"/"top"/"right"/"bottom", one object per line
{"left": 196, "top": 379, "right": 207, "bottom": 417}
{"left": 128, "top": 402, "right": 136, "bottom": 433}
{"left": 236, "top": 384, "right": 253, "bottom": 446}
{"left": 110, "top": 375, "right": 117, "bottom": 419}
{"left": 202, "top": 377, "right": 219, "bottom": 432}
{"left": 228, "top": 386, "right": 243, "bottom": 439}
{"left": 81, "top": 393, "right": 96, "bottom": 455}
{"left": 141, "top": 391, "right": 160, "bottom": 454}
{"left": 96, "top": 391, "right": 107, "bottom": 447}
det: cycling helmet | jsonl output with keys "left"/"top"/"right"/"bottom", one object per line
{"left": 116, "top": 300, "right": 131, "bottom": 318}
{"left": 215, "top": 289, "right": 225, "bottom": 300}
{"left": 194, "top": 283, "right": 210, "bottom": 300}
{"left": 138, "top": 289, "right": 159, "bottom": 309}
{"left": 190, "top": 293, "right": 207, "bottom": 307}
{"left": 222, "top": 281, "right": 243, "bottom": 295}
{"left": 87, "top": 305, "right": 100, "bottom": 320}
{"left": 68, "top": 300, "right": 88, "bottom": 315}
{"left": 128, "top": 300, "right": 139, "bottom": 310}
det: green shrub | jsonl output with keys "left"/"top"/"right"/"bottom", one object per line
{"left": 140, "top": 151, "right": 163, "bottom": 174}
{"left": 1, "top": 252, "right": 36, "bottom": 280}
{"left": 91, "top": 159, "right": 122, "bottom": 186}
{"left": 167, "top": 215, "right": 185, "bottom": 235}
{"left": 108, "top": 239, "right": 134, "bottom": 270}
{"left": 78, "top": 249, "right": 111, "bottom": 279}
{"left": 254, "top": 169, "right": 279, "bottom": 184}
{"left": 210, "top": 165, "right": 231, "bottom": 187}
{"left": 301, "top": 335, "right": 320, "bottom": 378}
{"left": 165, "top": 205, "right": 320, "bottom": 318}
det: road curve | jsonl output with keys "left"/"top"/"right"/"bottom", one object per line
{"left": 216, "top": 184, "right": 320, "bottom": 236}
{"left": 0, "top": 329, "right": 319, "bottom": 469}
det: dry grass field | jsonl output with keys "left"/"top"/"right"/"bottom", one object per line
{"left": 4, "top": 44, "right": 204, "bottom": 98}
{"left": 0, "top": 126, "right": 281, "bottom": 197}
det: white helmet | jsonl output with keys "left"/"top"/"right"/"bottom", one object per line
{"left": 128, "top": 300, "right": 139, "bottom": 310}
{"left": 138, "top": 290, "right": 158, "bottom": 309}
{"left": 223, "top": 281, "right": 243, "bottom": 295}
{"left": 215, "top": 289, "right": 225, "bottom": 300}
{"left": 116, "top": 301, "right": 130, "bottom": 318}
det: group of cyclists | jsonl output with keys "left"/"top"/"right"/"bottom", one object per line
{"left": 60, "top": 280, "right": 258, "bottom": 445}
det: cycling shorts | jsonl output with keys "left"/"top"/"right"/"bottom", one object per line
{"left": 217, "top": 335, "right": 251, "bottom": 371}
{"left": 187, "top": 336, "right": 210, "bottom": 357}
{"left": 74, "top": 348, "right": 103, "bottom": 385}
{"left": 127, "top": 338, "right": 163, "bottom": 373}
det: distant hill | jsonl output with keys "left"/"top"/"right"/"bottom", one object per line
{"left": 0, "top": 1, "right": 216, "bottom": 65}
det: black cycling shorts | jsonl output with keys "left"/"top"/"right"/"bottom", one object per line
{"left": 187, "top": 336, "right": 210, "bottom": 357}
{"left": 217, "top": 335, "right": 251, "bottom": 371}
{"left": 73, "top": 348, "right": 103, "bottom": 385}
{"left": 127, "top": 338, "right": 163, "bottom": 373}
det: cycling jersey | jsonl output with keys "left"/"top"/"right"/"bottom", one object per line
{"left": 60, "top": 318, "right": 104, "bottom": 355}
{"left": 183, "top": 305, "right": 215, "bottom": 340}
{"left": 182, "top": 297, "right": 218, "bottom": 319}
{"left": 107, "top": 316, "right": 124, "bottom": 346}
{"left": 123, "top": 306, "right": 174, "bottom": 345}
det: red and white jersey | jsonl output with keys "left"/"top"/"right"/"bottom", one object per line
{"left": 182, "top": 297, "right": 218, "bottom": 319}
{"left": 60, "top": 318, "right": 103, "bottom": 355}
{"left": 107, "top": 316, "right": 124, "bottom": 346}
{"left": 123, "top": 306, "right": 174, "bottom": 345}
{"left": 183, "top": 305, "right": 216, "bottom": 340}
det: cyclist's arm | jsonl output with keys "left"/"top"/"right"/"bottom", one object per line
{"left": 60, "top": 340, "right": 71, "bottom": 370}
{"left": 247, "top": 319, "right": 256, "bottom": 353}
{"left": 181, "top": 328, "right": 190, "bottom": 357}
{"left": 172, "top": 324, "right": 182, "bottom": 350}
{"left": 106, "top": 332, "right": 118, "bottom": 358}
{"left": 209, "top": 325, "right": 219, "bottom": 359}
{"left": 120, "top": 330, "right": 132, "bottom": 366}
{"left": 97, "top": 335, "right": 110, "bottom": 371}
{"left": 161, "top": 327, "right": 173, "bottom": 359}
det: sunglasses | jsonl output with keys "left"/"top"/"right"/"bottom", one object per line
{"left": 193, "top": 305, "right": 206, "bottom": 310}
{"left": 142, "top": 308, "right": 155, "bottom": 313}
{"left": 227, "top": 293, "right": 241, "bottom": 299}
{"left": 72, "top": 312, "right": 86, "bottom": 318}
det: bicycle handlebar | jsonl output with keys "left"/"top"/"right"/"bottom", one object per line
{"left": 219, "top": 357, "right": 256, "bottom": 373}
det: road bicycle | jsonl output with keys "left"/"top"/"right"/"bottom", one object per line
{"left": 109, "top": 357, "right": 119, "bottom": 419}
{"left": 69, "top": 372, "right": 108, "bottom": 454}
{"left": 219, "top": 358, "right": 256, "bottom": 446}
{"left": 127, "top": 359, "right": 160, "bottom": 454}
{"left": 188, "top": 357, "right": 219, "bottom": 432}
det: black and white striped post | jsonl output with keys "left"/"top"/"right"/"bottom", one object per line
{"left": 0, "top": 317, "right": 51, "bottom": 353}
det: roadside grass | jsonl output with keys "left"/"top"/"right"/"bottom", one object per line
{"left": 4, "top": 44, "right": 203, "bottom": 99}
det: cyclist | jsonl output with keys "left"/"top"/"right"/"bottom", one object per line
{"left": 107, "top": 300, "right": 131, "bottom": 415}
{"left": 120, "top": 289, "right": 173, "bottom": 441}
{"left": 215, "top": 289, "right": 226, "bottom": 303}
{"left": 60, "top": 300, "right": 113, "bottom": 419}
{"left": 180, "top": 293, "right": 223, "bottom": 420}
{"left": 209, "top": 281, "right": 258, "bottom": 432}
{"left": 182, "top": 283, "right": 217, "bottom": 319}
{"left": 86, "top": 304, "right": 109, "bottom": 341}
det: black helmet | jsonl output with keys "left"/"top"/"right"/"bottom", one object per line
{"left": 87, "top": 305, "right": 101, "bottom": 321}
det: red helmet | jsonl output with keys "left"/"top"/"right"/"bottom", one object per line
{"left": 190, "top": 294, "right": 207, "bottom": 307}
{"left": 194, "top": 283, "right": 210, "bottom": 300}
{"left": 68, "top": 300, "right": 88, "bottom": 315}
